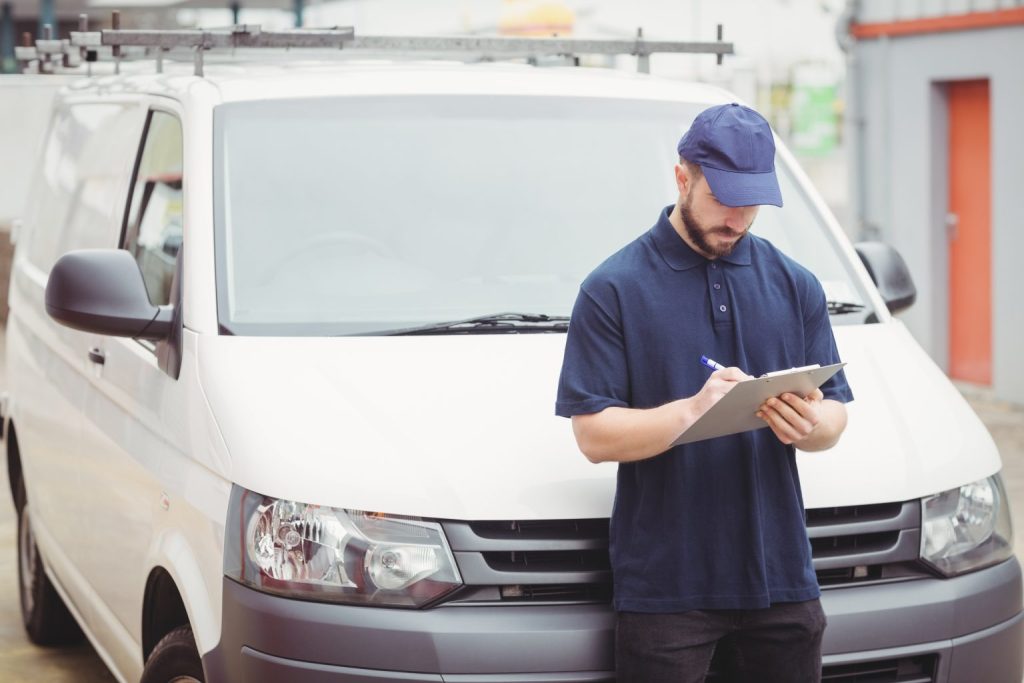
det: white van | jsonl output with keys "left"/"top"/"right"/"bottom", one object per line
{"left": 4, "top": 27, "right": 1021, "bottom": 683}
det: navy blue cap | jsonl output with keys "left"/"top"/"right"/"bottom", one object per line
{"left": 677, "top": 103, "right": 783, "bottom": 208}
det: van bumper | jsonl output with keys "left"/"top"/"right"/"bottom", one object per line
{"left": 820, "top": 557, "right": 1023, "bottom": 682}
{"left": 202, "top": 558, "right": 1023, "bottom": 683}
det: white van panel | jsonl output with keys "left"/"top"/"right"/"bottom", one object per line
{"left": 181, "top": 81, "right": 225, "bottom": 336}
{"left": 197, "top": 321, "right": 999, "bottom": 521}
{"left": 799, "top": 321, "right": 1001, "bottom": 506}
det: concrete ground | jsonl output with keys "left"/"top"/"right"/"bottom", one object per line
{"left": 0, "top": 336, "right": 1021, "bottom": 681}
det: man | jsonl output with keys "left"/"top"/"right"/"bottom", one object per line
{"left": 555, "top": 103, "right": 853, "bottom": 682}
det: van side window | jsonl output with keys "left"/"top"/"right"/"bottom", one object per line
{"left": 122, "top": 111, "right": 183, "bottom": 307}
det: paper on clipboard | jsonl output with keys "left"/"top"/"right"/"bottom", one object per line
{"left": 672, "top": 362, "right": 846, "bottom": 446}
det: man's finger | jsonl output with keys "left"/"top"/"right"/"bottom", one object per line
{"left": 765, "top": 397, "right": 809, "bottom": 426}
{"left": 778, "top": 393, "right": 820, "bottom": 424}
{"left": 759, "top": 400, "right": 813, "bottom": 439}
{"left": 713, "top": 366, "right": 751, "bottom": 383}
{"left": 757, "top": 407, "right": 799, "bottom": 444}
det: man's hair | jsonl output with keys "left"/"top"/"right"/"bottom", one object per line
{"left": 679, "top": 156, "right": 704, "bottom": 182}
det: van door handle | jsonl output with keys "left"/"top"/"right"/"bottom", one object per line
{"left": 88, "top": 347, "right": 106, "bottom": 365}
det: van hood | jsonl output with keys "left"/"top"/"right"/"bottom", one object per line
{"left": 197, "top": 321, "right": 1000, "bottom": 520}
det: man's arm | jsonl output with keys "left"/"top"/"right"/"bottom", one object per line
{"left": 756, "top": 388, "right": 848, "bottom": 451}
{"left": 572, "top": 367, "right": 747, "bottom": 463}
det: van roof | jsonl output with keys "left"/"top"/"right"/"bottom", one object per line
{"left": 62, "top": 58, "right": 736, "bottom": 106}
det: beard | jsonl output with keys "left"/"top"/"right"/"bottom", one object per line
{"left": 679, "top": 195, "right": 749, "bottom": 258}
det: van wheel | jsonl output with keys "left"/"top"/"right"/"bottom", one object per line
{"left": 141, "top": 625, "right": 205, "bottom": 683}
{"left": 15, "top": 476, "right": 84, "bottom": 646}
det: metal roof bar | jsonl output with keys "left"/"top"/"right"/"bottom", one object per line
{"left": 70, "top": 26, "right": 356, "bottom": 50}
{"left": 70, "top": 26, "right": 732, "bottom": 58}
{"left": 28, "top": 12, "right": 733, "bottom": 77}
{"left": 349, "top": 34, "right": 731, "bottom": 58}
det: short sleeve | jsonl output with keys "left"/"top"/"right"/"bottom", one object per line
{"left": 803, "top": 277, "right": 854, "bottom": 404}
{"left": 555, "top": 285, "right": 632, "bottom": 417}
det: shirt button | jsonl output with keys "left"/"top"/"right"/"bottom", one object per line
{"left": 713, "top": 283, "right": 721, "bottom": 290}
{"left": 711, "top": 263, "right": 718, "bottom": 269}
{"left": 719, "top": 304, "right": 727, "bottom": 312}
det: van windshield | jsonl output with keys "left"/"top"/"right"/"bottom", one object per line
{"left": 214, "top": 95, "right": 872, "bottom": 336}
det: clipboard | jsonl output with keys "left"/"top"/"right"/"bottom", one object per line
{"left": 672, "top": 362, "right": 846, "bottom": 446}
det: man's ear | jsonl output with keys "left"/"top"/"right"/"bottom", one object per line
{"left": 674, "top": 163, "right": 690, "bottom": 196}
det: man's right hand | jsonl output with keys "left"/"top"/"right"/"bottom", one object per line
{"left": 692, "top": 367, "right": 750, "bottom": 417}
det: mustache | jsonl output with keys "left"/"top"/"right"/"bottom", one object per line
{"left": 709, "top": 227, "right": 747, "bottom": 238}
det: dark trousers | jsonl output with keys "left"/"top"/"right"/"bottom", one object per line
{"left": 615, "top": 599, "right": 827, "bottom": 683}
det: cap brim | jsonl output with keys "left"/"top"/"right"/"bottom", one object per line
{"left": 702, "top": 165, "right": 783, "bottom": 208}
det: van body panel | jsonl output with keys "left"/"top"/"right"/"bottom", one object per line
{"left": 800, "top": 321, "right": 1001, "bottom": 506}
{"left": 143, "top": 524, "right": 227, "bottom": 660}
{"left": 180, "top": 82, "right": 223, "bottom": 335}
{"left": 818, "top": 557, "right": 1021, "bottom": 651}
{"left": 196, "top": 321, "right": 999, "bottom": 520}
{"left": 207, "top": 64, "right": 734, "bottom": 106}
{"left": 202, "top": 560, "right": 1021, "bottom": 682}
{"left": 30, "top": 517, "right": 132, "bottom": 683}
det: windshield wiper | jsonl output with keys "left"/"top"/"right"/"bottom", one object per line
{"left": 382, "top": 312, "right": 570, "bottom": 336}
{"left": 827, "top": 300, "right": 866, "bottom": 315}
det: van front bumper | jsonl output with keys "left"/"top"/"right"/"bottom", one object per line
{"left": 202, "top": 557, "right": 1023, "bottom": 683}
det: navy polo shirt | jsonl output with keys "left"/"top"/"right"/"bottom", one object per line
{"left": 556, "top": 205, "right": 853, "bottom": 613}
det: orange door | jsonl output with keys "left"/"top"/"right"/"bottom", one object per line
{"left": 947, "top": 79, "right": 991, "bottom": 385}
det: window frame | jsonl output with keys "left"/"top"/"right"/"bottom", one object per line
{"left": 120, "top": 104, "right": 185, "bottom": 355}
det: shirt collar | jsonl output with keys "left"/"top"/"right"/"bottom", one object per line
{"left": 650, "top": 205, "right": 752, "bottom": 270}
{"left": 719, "top": 230, "right": 752, "bottom": 266}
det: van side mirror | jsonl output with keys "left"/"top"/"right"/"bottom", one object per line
{"left": 854, "top": 241, "right": 917, "bottom": 314}
{"left": 45, "top": 249, "right": 174, "bottom": 339}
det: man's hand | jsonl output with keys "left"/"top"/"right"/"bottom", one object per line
{"left": 757, "top": 388, "right": 822, "bottom": 445}
{"left": 757, "top": 388, "right": 847, "bottom": 451}
{"left": 694, "top": 367, "right": 750, "bottom": 416}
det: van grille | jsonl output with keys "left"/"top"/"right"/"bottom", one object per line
{"left": 707, "top": 654, "right": 937, "bottom": 683}
{"left": 821, "top": 655, "right": 937, "bottom": 683}
{"left": 441, "top": 500, "right": 924, "bottom": 604}
{"left": 805, "top": 500, "right": 925, "bottom": 586}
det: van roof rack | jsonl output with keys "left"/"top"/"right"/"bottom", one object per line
{"left": 17, "top": 11, "right": 733, "bottom": 77}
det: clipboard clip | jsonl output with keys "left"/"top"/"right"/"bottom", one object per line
{"left": 758, "top": 364, "right": 821, "bottom": 379}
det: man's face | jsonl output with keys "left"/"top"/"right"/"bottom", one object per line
{"left": 678, "top": 172, "right": 759, "bottom": 259}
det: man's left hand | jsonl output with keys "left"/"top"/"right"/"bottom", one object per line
{"left": 757, "top": 388, "right": 823, "bottom": 446}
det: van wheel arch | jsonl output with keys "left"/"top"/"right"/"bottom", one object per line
{"left": 142, "top": 568, "right": 191, "bottom": 662}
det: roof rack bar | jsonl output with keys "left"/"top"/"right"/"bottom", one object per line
{"left": 67, "top": 25, "right": 730, "bottom": 60}
{"left": 345, "top": 34, "right": 733, "bottom": 58}
{"left": 33, "top": 14, "right": 735, "bottom": 76}
{"left": 79, "top": 26, "right": 356, "bottom": 50}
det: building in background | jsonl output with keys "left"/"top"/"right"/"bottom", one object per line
{"left": 841, "top": 0, "right": 1024, "bottom": 404}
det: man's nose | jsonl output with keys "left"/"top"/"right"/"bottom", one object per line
{"left": 723, "top": 207, "right": 749, "bottom": 231}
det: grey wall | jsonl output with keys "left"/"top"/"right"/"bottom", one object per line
{"left": 849, "top": 25, "right": 1024, "bottom": 404}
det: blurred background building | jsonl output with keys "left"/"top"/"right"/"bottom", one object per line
{"left": 2, "top": 0, "right": 1022, "bottom": 403}
{"left": 842, "top": 0, "right": 1024, "bottom": 405}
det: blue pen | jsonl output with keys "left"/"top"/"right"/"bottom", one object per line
{"left": 700, "top": 355, "right": 728, "bottom": 372}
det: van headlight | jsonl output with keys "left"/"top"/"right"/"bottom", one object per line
{"left": 224, "top": 486, "right": 462, "bottom": 607}
{"left": 920, "top": 475, "right": 1014, "bottom": 577}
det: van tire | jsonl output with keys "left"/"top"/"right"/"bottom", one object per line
{"left": 141, "top": 625, "right": 205, "bottom": 683}
{"left": 14, "top": 476, "right": 84, "bottom": 646}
